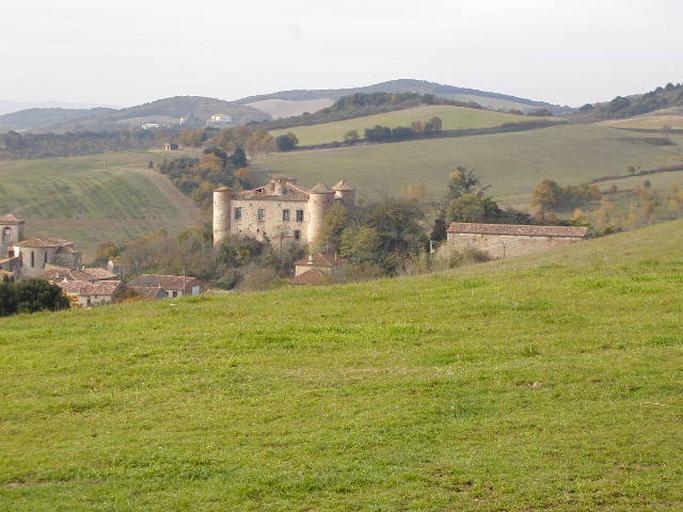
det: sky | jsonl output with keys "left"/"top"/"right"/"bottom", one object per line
{"left": 1, "top": 0, "right": 681, "bottom": 108}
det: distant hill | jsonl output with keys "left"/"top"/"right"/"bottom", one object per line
{"left": 0, "top": 107, "right": 116, "bottom": 132}
{"left": 0, "top": 96, "right": 270, "bottom": 133}
{"left": 238, "top": 78, "right": 573, "bottom": 116}
{"left": 0, "top": 99, "right": 112, "bottom": 116}
{"left": 573, "top": 82, "right": 683, "bottom": 123}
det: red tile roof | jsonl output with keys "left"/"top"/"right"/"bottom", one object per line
{"left": 447, "top": 222, "right": 590, "bottom": 238}
{"left": 294, "top": 253, "right": 342, "bottom": 268}
{"left": 291, "top": 268, "right": 334, "bottom": 286}
{"left": 59, "top": 280, "right": 121, "bottom": 297}
{"left": 128, "top": 274, "right": 202, "bottom": 292}
{"left": 129, "top": 285, "right": 167, "bottom": 299}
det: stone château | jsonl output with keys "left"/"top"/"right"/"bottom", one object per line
{"left": 213, "top": 176, "right": 355, "bottom": 247}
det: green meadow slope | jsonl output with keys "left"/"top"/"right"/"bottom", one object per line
{"left": 270, "top": 105, "right": 536, "bottom": 146}
{"left": 1, "top": 220, "right": 682, "bottom": 511}
{"left": 255, "top": 124, "right": 683, "bottom": 205}
{"left": 0, "top": 151, "right": 203, "bottom": 258}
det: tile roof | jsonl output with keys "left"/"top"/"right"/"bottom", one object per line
{"left": 309, "top": 183, "right": 333, "bottom": 194}
{"left": 128, "top": 274, "right": 202, "bottom": 292}
{"left": 81, "top": 268, "right": 118, "bottom": 280}
{"left": 294, "top": 253, "right": 342, "bottom": 268}
{"left": 59, "top": 280, "right": 121, "bottom": 296}
{"left": 129, "top": 285, "right": 167, "bottom": 299}
{"left": 0, "top": 214, "right": 24, "bottom": 224}
{"left": 15, "top": 237, "right": 75, "bottom": 248}
{"left": 446, "top": 222, "right": 590, "bottom": 238}
{"left": 332, "top": 180, "right": 354, "bottom": 191}
{"left": 291, "top": 268, "right": 334, "bottom": 286}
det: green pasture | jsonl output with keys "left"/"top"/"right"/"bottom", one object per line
{"left": 0, "top": 151, "right": 202, "bottom": 258}
{"left": 256, "top": 124, "right": 683, "bottom": 206}
{"left": 1, "top": 220, "right": 682, "bottom": 510}
{"left": 270, "top": 105, "right": 536, "bottom": 146}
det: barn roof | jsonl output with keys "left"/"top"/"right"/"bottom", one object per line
{"left": 59, "top": 280, "right": 121, "bottom": 297}
{"left": 446, "top": 222, "right": 590, "bottom": 238}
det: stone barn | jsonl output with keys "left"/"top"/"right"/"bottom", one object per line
{"left": 446, "top": 222, "right": 590, "bottom": 259}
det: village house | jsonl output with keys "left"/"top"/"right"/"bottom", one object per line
{"left": 446, "top": 222, "right": 590, "bottom": 259}
{"left": 213, "top": 176, "right": 355, "bottom": 248}
{"left": 128, "top": 274, "right": 203, "bottom": 298}
{"left": 59, "top": 280, "right": 122, "bottom": 308}
{"left": 291, "top": 253, "right": 343, "bottom": 285}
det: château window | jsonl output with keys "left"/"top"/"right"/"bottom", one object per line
{"left": 234, "top": 207, "right": 242, "bottom": 220}
{"left": 282, "top": 209, "right": 290, "bottom": 221}
{"left": 294, "top": 230, "right": 301, "bottom": 240}
{"left": 31, "top": 251, "right": 35, "bottom": 268}
{"left": 257, "top": 209, "right": 266, "bottom": 221}
{"left": 44, "top": 252, "right": 48, "bottom": 266}
{"left": 296, "top": 209, "right": 304, "bottom": 222}
{"left": 2, "top": 227, "right": 11, "bottom": 241}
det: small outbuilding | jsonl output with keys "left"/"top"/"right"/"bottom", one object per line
{"left": 446, "top": 222, "right": 590, "bottom": 259}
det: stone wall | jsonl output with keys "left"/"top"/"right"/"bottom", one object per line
{"left": 230, "top": 198, "right": 311, "bottom": 248}
{"left": 446, "top": 232, "right": 585, "bottom": 259}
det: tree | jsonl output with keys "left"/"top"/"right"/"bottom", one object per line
{"left": 425, "top": 116, "right": 443, "bottom": 133}
{"left": 340, "top": 226, "right": 383, "bottom": 265}
{"left": 180, "top": 129, "right": 206, "bottom": 147}
{"left": 447, "top": 193, "right": 487, "bottom": 223}
{"left": 402, "top": 184, "right": 426, "bottom": 202}
{"left": 447, "top": 167, "right": 481, "bottom": 200}
{"left": 369, "top": 198, "right": 426, "bottom": 254}
{"left": 232, "top": 147, "right": 248, "bottom": 168}
{"left": 275, "top": 133, "right": 299, "bottom": 152}
{"left": 0, "top": 277, "right": 17, "bottom": 316}
{"left": 343, "top": 130, "right": 360, "bottom": 143}
{"left": 531, "top": 179, "right": 561, "bottom": 220}
{"left": 317, "top": 203, "right": 349, "bottom": 253}
{"left": 14, "top": 279, "right": 69, "bottom": 314}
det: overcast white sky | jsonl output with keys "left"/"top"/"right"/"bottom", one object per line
{"left": 1, "top": 0, "right": 681, "bottom": 108}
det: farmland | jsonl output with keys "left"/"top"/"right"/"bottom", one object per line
{"left": 0, "top": 151, "right": 203, "bottom": 258}
{"left": 256, "top": 124, "right": 683, "bottom": 206}
{"left": 270, "top": 104, "right": 538, "bottom": 146}
{"left": 1, "top": 220, "right": 682, "bottom": 510}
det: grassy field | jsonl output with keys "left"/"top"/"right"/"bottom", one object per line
{"left": 0, "top": 151, "right": 203, "bottom": 259}
{"left": 256, "top": 124, "right": 683, "bottom": 206}
{"left": 597, "top": 107, "right": 683, "bottom": 130}
{"left": 1, "top": 220, "right": 682, "bottom": 510}
{"left": 270, "top": 105, "right": 536, "bottom": 146}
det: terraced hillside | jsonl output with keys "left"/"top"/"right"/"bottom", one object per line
{"left": 270, "top": 105, "right": 539, "bottom": 146}
{"left": 256, "top": 124, "right": 683, "bottom": 205}
{"left": 1, "top": 220, "right": 682, "bottom": 510}
{"left": 0, "top": 151, "right": 203, "bottom": 258}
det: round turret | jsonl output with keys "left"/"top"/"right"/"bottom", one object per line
{"left": 307, "top": 183, "right": 335, "bottom": 246}
{"left": 213, "top": 186, "right": 232, "bottom": 246}
{"left": 332, "top": 180, "right": 355, "bottom": 209}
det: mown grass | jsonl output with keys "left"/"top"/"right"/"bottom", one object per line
{"left": 270, "top": 105, "right": 534, "bottom": 146}
{"left": 0, "top": 151, "right": 202, "bottom": 257}
{"left": 255, "top": 124, "right": 683, "bottom": 205}
{"left": 1, "top": 220, "right": 682, "bottom": 511}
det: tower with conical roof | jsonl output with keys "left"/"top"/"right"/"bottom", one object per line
{"left": 332, "top": 180, "right": 355, "bottom": 209}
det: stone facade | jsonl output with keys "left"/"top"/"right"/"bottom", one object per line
{"left": 446, "top": 222, "right": 590, "bottom": 259}
{"left": 213, "top": 176, "right": 355, "bottom": 248}
{"left": 12, "top": 237, "right": 82, "bottom": 278}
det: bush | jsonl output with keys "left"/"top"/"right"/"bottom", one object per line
{"left": 0, "top": 278, "right": 70, "bottom": 317}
